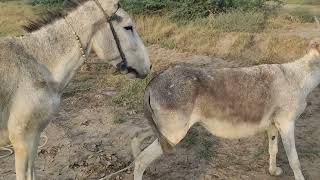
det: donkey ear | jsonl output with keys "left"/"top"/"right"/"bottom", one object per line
{"left": 310, "top": 38, "right": 320, "bottom": 53}
{"left": 315, "top": 16, "right": 320, "bottom": 29}
{"left": 98, "top": 0, "right": 119, "bottom": 16}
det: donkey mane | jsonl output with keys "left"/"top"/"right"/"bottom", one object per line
{"left": 22, "top": 0, "right": 89, "bottom": 32}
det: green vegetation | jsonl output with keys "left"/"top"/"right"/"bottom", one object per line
{"left": 31, "top": 0, "right": 63, "bottom": 5}
{"left": 112, "top": 76, "right": 151, "bottom": 109}
{"left": 121, "top": 0, "right": 282, "bottom": 23}
{"left": 29, "top": 0, "right": 64, "bottom": 12}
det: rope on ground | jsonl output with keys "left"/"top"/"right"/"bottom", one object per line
{"left": 99, "top": 161, "right": 135, "bottom": 180}
{"left": 39, "top": 134, "right": 48, "bottom": 149}
{"left": 0, "top": 133, "right": 48, "bottom": 159}
{"left": 0, "top": 146, "right": 13, "bottom": 159}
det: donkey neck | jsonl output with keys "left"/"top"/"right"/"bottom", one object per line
{"left": 19, "top": 1, "right": 105, "bottom": 92}
{"left": 285, "top": 49, "right": 320, "bottom": 95}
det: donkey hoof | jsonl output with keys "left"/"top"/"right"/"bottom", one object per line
{"left": 269, "top": 167, "right": 283, "bottom": 176}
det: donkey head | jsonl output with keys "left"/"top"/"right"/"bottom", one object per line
{"left": 91, "top": 0, "right": 151, "bottom": 79}
{"left": 309, "top": 16, "right": 320, "bottom": 57}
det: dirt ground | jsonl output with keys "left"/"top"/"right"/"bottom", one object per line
{"left": 1, "top": 45, "right": 320, "bottom": 180}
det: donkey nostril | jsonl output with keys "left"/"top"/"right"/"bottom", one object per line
{"left": 150, "top": 65, "right": 153, "bottom": 70}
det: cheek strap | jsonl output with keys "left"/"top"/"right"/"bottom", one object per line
{"left": 93, "top": 0, "right": 128, "bottom": 72}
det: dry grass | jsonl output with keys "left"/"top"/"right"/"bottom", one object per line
{"left": 206, "top": 10, "right": 267, "bottom": 33}
{"left": 133, "top": 15, "right": 309, "bottom": 65}
{"left": 0, "top": 1, "right": 45, "bottom": 36}
{"left": 286, "top": 0, "right": 320, "bottom": 4}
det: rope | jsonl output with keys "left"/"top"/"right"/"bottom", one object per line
{"left": 0, "top": 134, "right": 48, "bottom": 159}
{"left": 0, "top": 146, "right": 13, "bottom": 159}
{"left": 99, "top": 161, "right": 134, "bottom": 180}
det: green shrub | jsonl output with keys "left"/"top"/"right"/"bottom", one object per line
{"left": 29, "top": 0, "right": 63, "bottom": 6}
{"left": 170, "top": 0, "right": 234, "bottom": 23}
{"left": 208, "top": 10, "right": 267, "bottom": 32}
{"left": 112, "top": 77, "right": 150, "bottom": 109}
{"left": 120, "top": 0, "right": 171, "bottom": 14}
{"left": 120, "top": 0, "right": 282, "bottom": 23}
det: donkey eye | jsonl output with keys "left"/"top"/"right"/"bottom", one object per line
{"left": 124, "top": 26, "right": 133, "bottom": 32}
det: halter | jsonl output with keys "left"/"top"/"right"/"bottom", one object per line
{"left": 93, "top": 0, "right": 128, "bottom": 71}
{"left": 64, "top": 0, "right": 128, "bottom": 71}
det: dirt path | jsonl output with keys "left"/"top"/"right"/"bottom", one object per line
{"left": 1, "top": 45, "right": 320, "bottom": 180}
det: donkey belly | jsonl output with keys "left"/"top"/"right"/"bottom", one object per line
{"left": 200, "top": 118, "right": 270, "bottom": 139}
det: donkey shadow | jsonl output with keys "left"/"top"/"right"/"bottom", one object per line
{"left": 139, "top": 123, "right": 304, "bottom": 180}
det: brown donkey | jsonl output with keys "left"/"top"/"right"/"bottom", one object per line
{"left": 131, "top": 17, "right": 320, "bottom": 180}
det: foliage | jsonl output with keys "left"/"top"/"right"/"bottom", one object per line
{"left": 112, "top": 76, "right": 152, "bottom": 109}
{"left": 120, "top": 0, "right": 171, "bottom": 14}
{"left": 29, "top": 0, "right": 64, "bottom": 8}
{"left": 120, "top": 0, "right": 283, "bottom": 22}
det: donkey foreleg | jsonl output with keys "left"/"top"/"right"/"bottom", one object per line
{"left": 10, "top": 132, "right": 41, "bottom": 180}
{"left": 277, "top": 121, "right": 305, "bottom": 180}
{"left": 8, "top": 89, "right": 59, "bottom": 180}
{"left": 273, "top": 107, "right": 306, "bottom": 180}
{"left": 267, "top": 124, "right": 282, "bottom": 176}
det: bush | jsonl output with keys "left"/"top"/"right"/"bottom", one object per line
{"left": 120, "top": 0, "right": 170, "bottom": 14}
{"left": 28, "top": 0, "right": 64, "bottom": 6}
{"left": 120, "top": 0, "right": 281, "bottom": 22}
{"left": 209, "top": 10, "right": 267, "bottom": 32}
{"left": 112, "top": 77, "right": 150, "bottom": 109}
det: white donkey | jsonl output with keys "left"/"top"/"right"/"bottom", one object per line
{"left": 0, "top": 0, "right": 150, "bottom": 179}
{"left": 131, "top": 18, "right": 320, "bottom": 180}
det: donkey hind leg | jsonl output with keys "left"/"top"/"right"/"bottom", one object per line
{"left": 11, "top": 132, "right": 41, "bottom": 180}
{"left": 134, "top": 139, "right": 163, "bottom": 180}
{"left": 133, "top": 123, "right": 190, "bottom": 180}
{"left": 268, "top": 124, "right": 283, "bottom": 176}
{"left": 276, "top": 120, "right": 305, "bottom": 180}
{"left": 131, "top": 128, "right": 154, "bottom": 158}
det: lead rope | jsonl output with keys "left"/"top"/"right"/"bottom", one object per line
{"left": 0, "top": 134, "right": 48, "bottom": 159}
